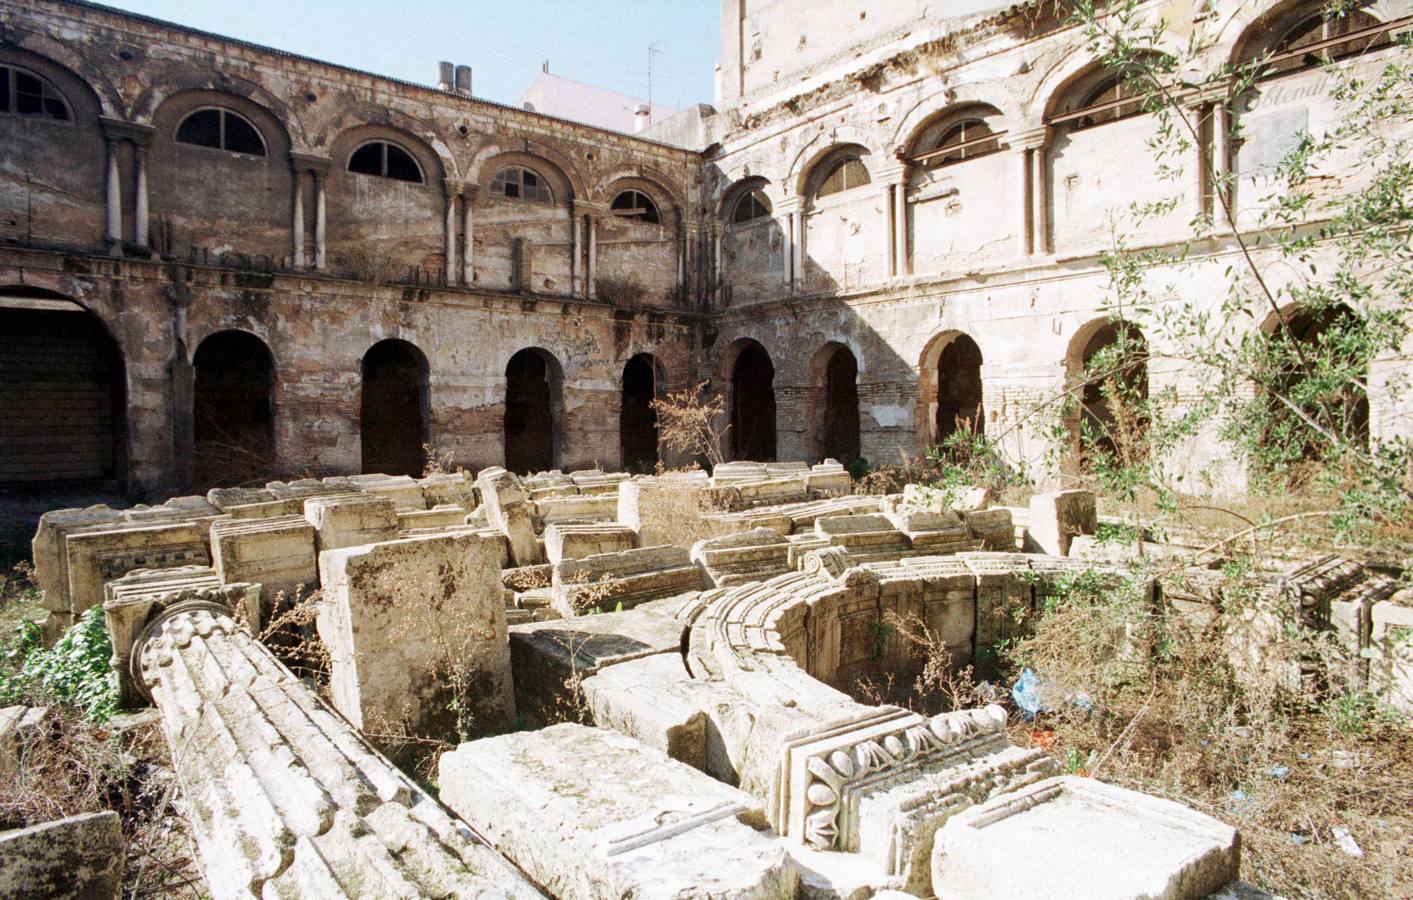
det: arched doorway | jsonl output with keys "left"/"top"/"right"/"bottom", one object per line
{"left": 193, "top": 330, "right": 276, "bottom": 486}
{"left": 811, "top": 343, "right": 860, "bottom": 465}
{"left": 1069, "top": 319, "right": 1148, "bottom": 468}
{"left": 621, "top": 354, "right": 664, "bottom": 473}
{"left": 935, "top": 334, "right": 985, "bottom": 441}
{"left": 0, "top": 290, "right": 126, "bottom": 486}
{"left": 505, "top": 348, "right": 563, "bottom": 474}
{"left": 730, "top": 340, "right": 777, "bottom": 462}
{"left": 1261, "top": 304, "right": 1370, "bottom": 466}
{"left": 360, "top": 339, "right": 429, "bottom": 476}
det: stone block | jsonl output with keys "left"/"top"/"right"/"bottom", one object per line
{"left": 552, "top": 544, "right": 704, "bottom": 616}
{"left": 544, "top": 523, "right": 638, "bottom": 564}
{"left": 960, "top": 508, "right": 1015, "bottom": 551}
{"left": 317, "top": 532, "right": 514, "bottom": 737}
{"left": 617, "top": 474, "right": 712, "bottom": 548}
{"left": 209, "top": 514, "right": 316, "bottom": 602}
{"left": 1370, "top": 601, "right": 1413, "bottom": 713}
{"left": 396, "top": 504, "right": 472, "bottom": 531}
{"left": 64, "top": 521, "right": 211, "bottom": 621}
{"left": 535, "top": 493, "right": 619, "bottom": 525}
{"left": 303, "top": 494, "right": 398, "bottom": 553}
{"left": 931, "top": 776, "right": 1239, "bottom": 900}
{"left": 692, "top": 527, "right": 792, "bottom": 587}
{"left": 581, "top": 651, "right": 730, "bottom": 772}
{"left": 1028, "top": 490, "right": 1097, "bottom": 556}
{"left": 31, "top": 505, "right": 125, "bottom": 622}
{"left": 509, "top": 606, "right": 688, "bottom": 725}
{"left": 0, "top": 705, "right": 50, "bottom": 775}
{"left": 0, "top": 811, "right": 123, "bottom": 899}
{"left": 476, "top": 467, "right": 542, "bottom": 566}
{"left": 347, "top": 473, "right": 427, "bottom": 511}
{"left": 438, "top": 724, "right": 798, "bottom": 900}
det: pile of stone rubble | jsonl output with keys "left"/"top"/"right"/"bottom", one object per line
{"left": 4, "top": 462, "right": 1408, "bottom": 898}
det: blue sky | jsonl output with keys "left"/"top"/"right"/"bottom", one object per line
{"left": 98, "top": 0, "right": 724, "bottom": 110}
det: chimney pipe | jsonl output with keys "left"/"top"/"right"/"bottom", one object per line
{"left": 455, "top": 65, "right": 473, "bottom": 95}
{"left": 437, "top": 61, "right": 454, "bottom": 91}
{"left": 633, "top": 103, "right": 651, "bottom": 134}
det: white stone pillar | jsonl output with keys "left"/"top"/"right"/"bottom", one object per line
{"left": 892, "top": 173, "right": 909, "bottom": 277}
{"left": 777, "top": 198, "right": 798, "bottom": 287}
{"left": 103, "top": 137, "right": 122, "bottom": 247}
{"left": 1216, "top": 102, "right": 1236, "bottom": 228}
{"left": 587, "top": 215, "right": 598, "bottom": 300}
{"left": 1011, "top": 127, "right": 1050, "bottom": 256}
{"left": 291, "top": 168, "right": 306, "bottom": 268}
{"left": 1017, "top": 146, "right": 1034, "bottom": 256}
{"left": 570, "top": 207, "right": 583, "bottom": 297}
{"left": 713, "top": 224, "right": 722, "bottom": 284}
{"left": 462, "top": 188, "right": 476, "bottom": 285}
{"left": 1031, "top": 136, "right": 1051, "bottom": 255}
{"left": 880, "top": 184, "right": 896, "bottom": 275}
{"left": 443, "top": 179, "right": 458, "bottom": 286}
{"left": 792, "top": 208, "right": 805, "bottom": 289}
{"left": 133, "top": 144, "right": 150, "bottom": 250}
{"left": 314, "top": 172, "right": 327, "bottom": 271}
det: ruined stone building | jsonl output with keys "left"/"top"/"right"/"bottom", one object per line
{"left": 0, "top": 0, "right": 1409, "bottom": 498}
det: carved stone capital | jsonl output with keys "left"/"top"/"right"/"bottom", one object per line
{"left": 100, "top": 117, "right": 155, "bottom": 147}
{"left": 288, "top": 152, "right": 333, "bottom": 176}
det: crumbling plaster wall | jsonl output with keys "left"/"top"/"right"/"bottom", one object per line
{"left": 703, "top": 0, "right": 1413, "bottom": 488}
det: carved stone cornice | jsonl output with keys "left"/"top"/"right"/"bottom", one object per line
{"left": 100, "top": 117, "right": 155, "bottom": 147}
{"left": 288, "top": 152, "right": 333, "bottom": 176}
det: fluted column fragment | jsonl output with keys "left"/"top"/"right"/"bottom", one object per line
{"left": 135, "top": 602, "right": 540, "bottom": 900}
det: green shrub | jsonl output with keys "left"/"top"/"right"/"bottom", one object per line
{"left": 0, "top": 607, "right": 119, "bottom": 723}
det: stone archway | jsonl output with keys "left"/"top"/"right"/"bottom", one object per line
{"left": 729, "top": 340, "right": 777, "bottom": 462}
{"left": 620, "top": 353, "right": 664, "bottom": 473}
{"left": 0, "top": 290, "right": 127, "bottom": 486}
{"left": 505, "top": 348, "right": 563, "bottom": 474}
{"left": 1068, "top": 319, "right": 1148, "bottom": 468}
{"left": 194, "top": 330, "right": 276, "bottom": 486}
{"left": 360, "top": 339, "right": 429, "bottom": 477}
{"left": 810, "top": 342, "right": 860, "bottom": 465}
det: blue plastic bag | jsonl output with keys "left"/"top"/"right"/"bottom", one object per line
{"left": 1012, "top": 668, "right": 1046, "bottom": 719}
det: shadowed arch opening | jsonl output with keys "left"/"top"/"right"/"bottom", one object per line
{"left": 810, "top": 343, "right": 860, "bottom": 466}
{"left": 927, "top": 333, "right": 985, "bottom": 445}
{"left": 194, "top": 330, "right": 274, "bottom": 487}
{"left": 621, "top": 354, "right": 665, "bottom": 473}
{"left": 0, "top": 290, "right": 126, "bottom": 486}
{"left": 505, "top": 348, "right": 564, "bottom": 474}
{"left": 729, "top": 340, "right": 777, "bottom": 462}
{"left": 360, "top": 339, "right": 429, "bottom": 477}
{"left": 1067, "top": 319, "right": 1149, "bottom": 469}
{"left": 1258, "top": 303, "right": 1370, "bottom": 470}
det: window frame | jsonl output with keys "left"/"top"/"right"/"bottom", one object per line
{"left": 490, "top": 165, "right": 554, "bottom": 204}
{"left": 610, "top": 189, "right": 662, "bottom": 224}
{"left": 346, "top": 140, "right": 425, "bottom": 184}
{"left": 175, "top": 107, "right": 268, "bottom": 157}
{"left": 0, "top": 64, "right": 73, "bottom": 123}
{"left": 1258, "top": 9, "right": 1394, "bottom": 77}
{"left": 924, "top": 118, "right": 1003, "bottom": 166}
{"left": 730, "top": 189, "right": 773, "bottom": 225}
{"left": 814, "top": 156, "right": 871, "bottom": 200}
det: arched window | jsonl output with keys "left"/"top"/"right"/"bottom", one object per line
{"left": 176, "top": 108, "right": 266, "bottom": 156}
{"left": 927, "top": 119, "right": 1001, "bottom": 166}
{"left": 731, "top": 190, "right": 772, "bottom": 224}
{"left": 816, "top": 157, "right": 870, "bottom": 198}
{"left": 1070, "top": 75, "right": 1144, "bottom": 129}
{"left": 1264, "top": 10, "right": 1391, "bottom": 76}
{"left": 491, "top": 166, "right": 553, "bottom": 203}
{"left": 348, "top": 140, "right": 423, "bottom": 183}
{"left": 0, "top": 66, "right": 71, "bottom": 121}
{"left": 611, "top": 189, "right": 660, "bottom": 224}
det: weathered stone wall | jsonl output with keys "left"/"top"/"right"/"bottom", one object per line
{"left": 1, "top": 0, "right": 1408, "bottom": 498}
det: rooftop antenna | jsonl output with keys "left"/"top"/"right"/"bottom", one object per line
{"left": 647, "top": 42, "right": 660, "bottom": 125}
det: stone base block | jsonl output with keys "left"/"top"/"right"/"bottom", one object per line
{"left": 0, "top": 811, "right": 123, "bottom": 899}
{"left": 931, "top": 776, "right": 1239, "bottom": 900}
{"left": 439, "top": 724, "right": 798, "bottom": 900}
